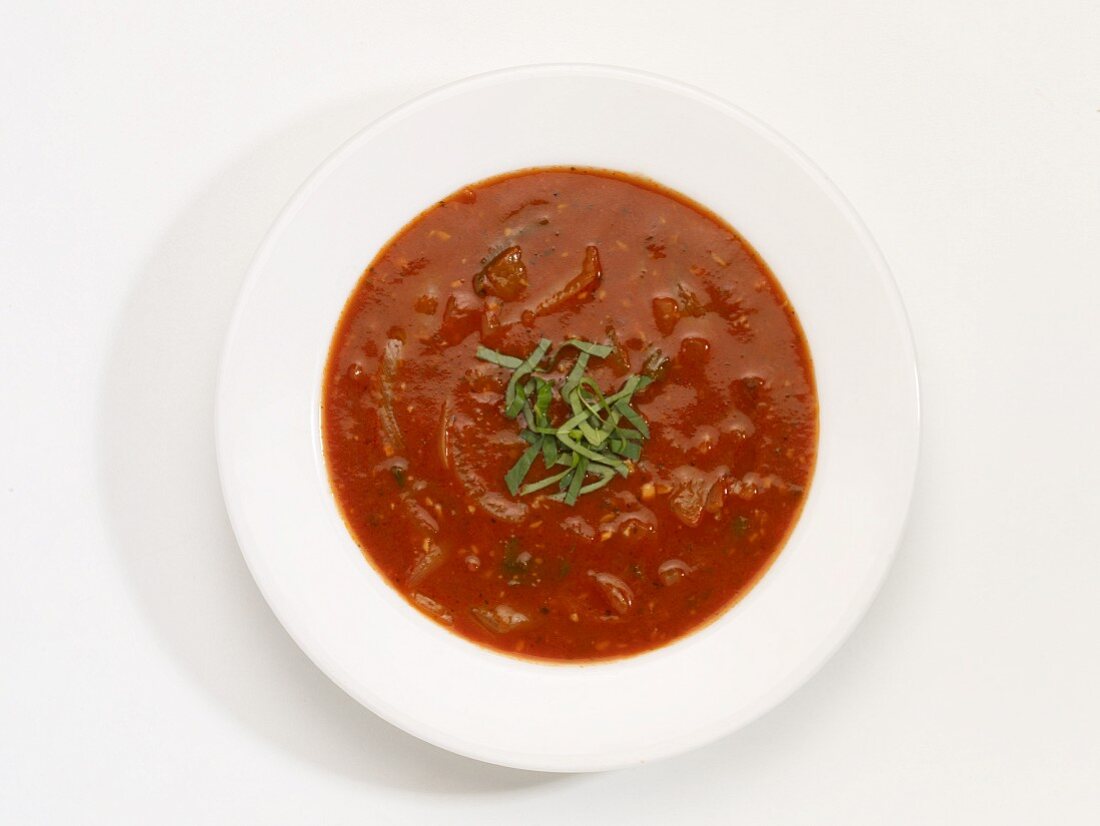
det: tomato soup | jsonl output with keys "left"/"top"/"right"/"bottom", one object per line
{"left": 322, "top": 168, "right": 817, "bottom": 660}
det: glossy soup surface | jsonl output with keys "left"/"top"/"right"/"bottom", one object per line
{"left": 322, "top": 168, "right": 817, "bottom": 660}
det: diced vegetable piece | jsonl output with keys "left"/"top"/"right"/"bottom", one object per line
{"left": 438, "top": 292, "right": 483, "bottom": 345}
{"left": 679, "top": 336, "right": 711, "bottom": 363}
{"left": 652, "top": 296, "right": 681, "bottom": 335}
{"left": 407, "top": 539, "right": 446, "bottom": 586}
{"left": 704, "top": 473, "right": 726, "bottom": 512}
{"left": 561, "top": 515, "right": 597, "bottom": 542}
{"left": 471, "top": 604, "right": 531, "bottom": 633}
{"left": 377, "top": 339, "right": 405, "bottom": 453}
{"left": 402, "top": 497, "right": 439, "bottom": 534}
{"left": 473, "top": 246, "right": 528, "bottom": 301}
{"left": 590, "top": 571, "right": 634, "bottom": 615}
{"left": 412, "top": 593, "right": 453, "bottom": 625}
{"left": 657, "top": 559, "right": 693, "bottom": 586}
{"left": 668, "top": 465, "right": 729, "bottom": 526}
{"left": 667, "top": 466, "right": 712, "bottom": 527}
{"left": 532, "top": 245, "right": 602, "bottom": 317}
{"left": 477, "top": 492, "right": 528, "bottom": 523}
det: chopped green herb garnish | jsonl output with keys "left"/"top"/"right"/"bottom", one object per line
{"left": 519, "top": 464, "right": 574, "bottom": 495}
{"left": 541, "top": 434, "right": 558, "bottom": 467}
{"left": 504, "top": 338, "right": 552, "bottom": 418}
{"left": 560, "top": 339, "right": 614, "bottom": 358}
{"left": 613, "top": 398, "right": 650, "bottom": 439}
{"left": 475, "top": 345, "right": 523, "bottom": 369}
{"left": 504, "top": 442, "right": 542, "bottom": 496}
{"left": 476, "top": 338, "right": 656, "bottom": 504}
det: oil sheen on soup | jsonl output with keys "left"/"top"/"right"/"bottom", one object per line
{"left": 322, "top": 167, "right": 817, "bottom": 661}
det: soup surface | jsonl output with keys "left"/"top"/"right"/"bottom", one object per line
{"left": 322, "top": 167, "right": 817, "bottom": 661}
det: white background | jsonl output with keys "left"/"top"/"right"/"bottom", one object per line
{"left": 3, "top": 1, "right": 1098, "bottom": 822}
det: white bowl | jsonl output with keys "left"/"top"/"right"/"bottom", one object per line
{"left": 216, "top": 64, "right": 919, "bottom": 772}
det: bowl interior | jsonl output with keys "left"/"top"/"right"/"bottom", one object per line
{"left": 217, "top": 65, "right": 919, "bottom": 771}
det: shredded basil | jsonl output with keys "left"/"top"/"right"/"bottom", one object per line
{"left": 475, "top": 345, "right": 524, "bottom": 369}
{"left": 560, "top": 339, "right": 614, "bottom": 358}
{"left": 476, "top": 338, "right": 655, "bottom": 504}
{"left": 504, "top": 441, "right": 542, "bottom": 496}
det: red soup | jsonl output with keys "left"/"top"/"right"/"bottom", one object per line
{"left": 322, "top": 167, "right": 817, "bottom": 661}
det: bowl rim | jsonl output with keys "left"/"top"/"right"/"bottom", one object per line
{"left": 216, "top": 62, "right": 921, "bottom": 771}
